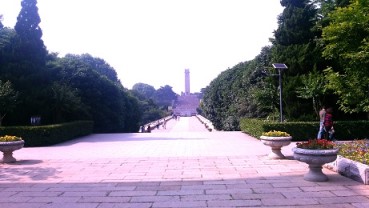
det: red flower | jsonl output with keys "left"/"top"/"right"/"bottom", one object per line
{"left": 296, "top": 139, "right": 336, "bottom": 149}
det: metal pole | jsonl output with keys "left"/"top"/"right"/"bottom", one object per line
{"left": 279, "top": 69, "right": 283, "bottom": 122}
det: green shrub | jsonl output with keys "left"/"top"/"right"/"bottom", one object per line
{"left": 240, "top": 118, "right": 369, "bottom": 141}
{"left": 0, "top": 121, "right": 93, "bottom": 147}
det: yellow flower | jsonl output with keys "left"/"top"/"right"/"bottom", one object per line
{"left": 262, "top": 130, "right": 290, "bottom": 137}
{"left": 0, "top": 135, "right": 22, "bottom": 142}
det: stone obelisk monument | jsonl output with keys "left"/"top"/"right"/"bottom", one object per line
{"left": 185, "top": 69, "right": 190, "bottom": 95}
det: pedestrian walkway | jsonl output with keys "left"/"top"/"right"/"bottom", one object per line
{"left": 0, "top": 116, "right": 368, "bottom": 207}
{"left": 151, "top": 116, "right": 210, "bottom": 133}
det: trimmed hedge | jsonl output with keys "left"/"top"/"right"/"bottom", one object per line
{"left": 240, "top": 118, "right": 369, "bottom": 141}
{"left": 0, "top": 121, "right": 94, "bottom": 147}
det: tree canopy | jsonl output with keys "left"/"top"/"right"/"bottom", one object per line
{"left": 14, "top": 0, "right": 47, "bottom": 66}
{"left": 322, "top": 0, "right": 369, "bottom": 113}
{"left": 0, "top": 0, "right": 147, "bottom": 132}
{"left": 201, "top": 0, "right": 368, "bottom": 130}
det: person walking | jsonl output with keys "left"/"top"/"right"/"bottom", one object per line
{"left": 317, "top": 106, "right": 326, "bottom": 139}
{"left": 323, "top": 107, "right": 335, "bottom": 141}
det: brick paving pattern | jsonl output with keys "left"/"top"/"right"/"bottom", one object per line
{"left": 0, "top": 117, "right": 368, "bottom": 207}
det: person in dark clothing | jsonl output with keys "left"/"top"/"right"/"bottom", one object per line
{"left": 322, "top": 107, "right": 335, "bottom": 140}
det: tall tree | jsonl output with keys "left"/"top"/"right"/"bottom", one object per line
{"left": 155, "top": 85, "right": 177, "bottom": 108}
{"left": 271, "top": 0, "right": 326, "bottom": 120}
{"left": 322, "top": 0, "right": 369, "bottom": 113}
{"left": 14, "top": 0, "right": 47, "bottom": 66}
{"left": 132, "top": 83, "right": 156, "bottom": 99}
{"left": 79, "top": 54, "right": 119, "bottom": 82}
{"left": 54, "top": 54, "right": 140, "bottom": 132}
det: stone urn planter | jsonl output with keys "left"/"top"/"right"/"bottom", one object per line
{"left": 260, "top": 135, "right": 292, "bottom": 159}
{"left": 0, "top": 140, "right": 25, "bottom": 163}
{"left": 293, "top": 147, "right": 339, "bottom": 182}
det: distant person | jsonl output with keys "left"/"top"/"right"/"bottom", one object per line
{"left": 323, "top": 107, "right": 335, "bottom": 141}
{"left": 317, "top": 106, "right": 326, "bottom": 139}
{"left": 146, "top": 125, "right": 151, "bottom": 133}
{"left": 162, "top": 119, "right": 167, "bottom": 129}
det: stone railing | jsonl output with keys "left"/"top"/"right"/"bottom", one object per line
{"left": 140, "top": 116, "right": 173, "bottom": 133}
{"left": 196, "top": 115, "right": 216, "bottom": 132}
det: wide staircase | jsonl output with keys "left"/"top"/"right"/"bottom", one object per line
{"left": 151, "top": 116, "right": 210, "bottom": 132}
{"left": 173, "top": 94, "right": 200, "bottom": 116}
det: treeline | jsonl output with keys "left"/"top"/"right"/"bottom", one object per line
{"left": 0, "top": 0, "right": 176, "bottom": 132}
{"left": 201, "top": 0, "right": 369, "bottom": 130}
{"left": 131, "top": 83, "right": 177, "bottom": 126}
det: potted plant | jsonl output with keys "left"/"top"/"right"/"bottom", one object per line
{"left": 0, "top": 135, "right": 25, "bottom": 163}
{"left": 293, "top": 139, "right": 338, "bottom": 182}
{"left": 260, "top": 130, "right": 292, "bottom": 159}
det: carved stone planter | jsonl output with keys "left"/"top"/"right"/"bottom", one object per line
{"left": 325, "top": 156, "right": 369, "bottom": 185}
{"left": 293, "top": 147, "right": 339, "bottom": 182}
{"left": 0, "top": 140, "right": 25, "bottom": 163}
{"left": 260, "top": 136, "right": 292, "bottom": 159}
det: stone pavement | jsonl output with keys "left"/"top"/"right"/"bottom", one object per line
{"left": 0, "top": 117, "right": 368, "bottom": 208}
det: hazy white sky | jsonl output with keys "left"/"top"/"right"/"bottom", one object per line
{"left": 0, "top": 0, "right": 283, "bottom": 94}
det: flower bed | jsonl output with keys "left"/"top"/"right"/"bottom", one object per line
{"left": 338, "top": 140, "right": 369, "bottom": 165}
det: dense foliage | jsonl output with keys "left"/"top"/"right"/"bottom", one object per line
{"left": 202, "top": 0, "right": 368, "bottom": 130}
{"left": 2, "top": 0, "right": 368, "bottom": 133}
{"left": 0, "top": 0, "right": 175, "bottom": 132}
{"left": 322, "top": 0, "right": 369, "bottom": 113}
{"left": 131, "top": 83, "right": 177, "bottom": 126}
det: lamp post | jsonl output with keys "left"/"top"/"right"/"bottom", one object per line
{"left": 272, "top": 63, "right": 288, "bottom": 122}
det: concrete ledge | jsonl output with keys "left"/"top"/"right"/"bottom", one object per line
{"left": 325, "top": 155, "right": 369, "bottom": 185}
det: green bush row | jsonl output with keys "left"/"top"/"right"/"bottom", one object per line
{"left": 0, "top": 121, "right": 94, "bottom": 147}
{"left": 240, "top": 118, "right": 369, "bottom": 141}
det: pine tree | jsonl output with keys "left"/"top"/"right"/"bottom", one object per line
{"left": 14, "top": 0, "right": 47, "bottom": 65}
{"left": 271, "top": 0, "right": 326, "bottom": 120}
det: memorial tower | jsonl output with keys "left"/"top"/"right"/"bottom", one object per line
{"left": 184, "top": 69, "right": 190, "bottom": 95}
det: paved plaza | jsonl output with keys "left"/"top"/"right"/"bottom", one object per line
{"left": 0, "top": 117, "right": 368, "bottom": 208}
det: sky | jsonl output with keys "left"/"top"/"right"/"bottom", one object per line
{"left": 0, "top": 0, "right": 283, "bottom": 94}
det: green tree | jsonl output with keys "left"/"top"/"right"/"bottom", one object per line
{"left": 0, "top": 80, "right": 18, "bottom": 126}
{"left": 201, "top": 46, "right": 278, "bottom": 130}
{"left": 14, "top": 0, "right": 47, "bottom": 65}
{"left": 295, "top": 70, "right": 326, "bottom": 118}
{"left": 79, "top": 54, "right": 118, "bottom": 82}
{"left": 322, "top": 0, "right": 369, "bottom": 113}
{"left": 132, "top": 83, "right": 156, "bottom": 99}
{"left": 130, "top": 89, "right": 162, "bottom": 126}
{"left": 0, "top": 28, "right": 17, "bottom": 63}
{"left": 54, "top": 54, "right": 140, "bottom": 132}
{"left": 274, "top": 0, "right": 318, "bottom": 46}
{"left": 271, "top": 0, "right": 328, "bottom": 120}
{"left": 155, "top": 85, "right": 177, "bottom": 108}
{"left": 49, "top": 82, "right": 87, "bottom": 123}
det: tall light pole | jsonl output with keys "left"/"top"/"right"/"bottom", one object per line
{"left": 272, "top": 63, "right": 288, "bottom": 122}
